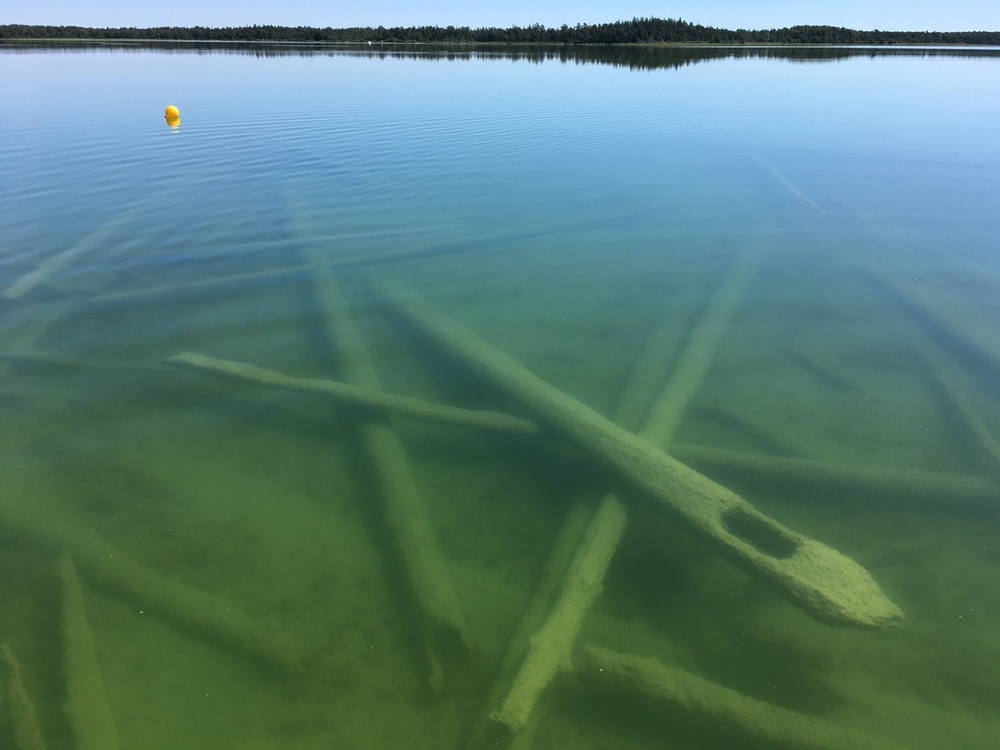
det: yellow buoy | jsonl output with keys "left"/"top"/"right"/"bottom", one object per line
{"left": 164, "top": 105, "right": 180, "bottom": 130}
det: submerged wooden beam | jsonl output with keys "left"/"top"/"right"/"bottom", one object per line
{"left": 639, "top": 248, "right": 758, "bottom": 447}
{"left": 697, "top": 402, "right": 837, "bottom": 462}
{"left": 0, "top": 644, "right": 48, "bottom": 750}
{"left": 168, "top": 351, "right": 539, "bottom": 437}
{"left": 307, "top": 268, "right": 471, "bottom": 689}
{"left": 60, "top": 550, "right": 120, "bottom": 750}
{"left": 2, "top": 194, "right": 162, "bottom": 301}
{"left": 672, "top": 443, "right": 999, "bottom": 512}
{"left": 468, "top": 500, "right": 597, "bottom": 747}
{"left": 86, "top": 261, "right": 319, "bottom": 304}
{"left": 493, "top": 496, "right": 627, "bottom": 731}
{"left": 84, "top": 228, "right": 444, "bottom": 305}
{"left": 376, "top": 285, "right": 903, "bottom": 630}
{"left": 861, "top": 266, "right": 1000, "bottom": 479}
{"left": 866, "top": 267, "right": 1000, "bottom": 376}
{"left": 0, "top": 502, "right": 307, "bottom": 674}
{"left": 580, "top": 645, "right": 907, "bottom": 750}
{"left": 490, "top": 249, "right": 760, "bottom": 733}
{"left": 896, "top": 317, "right": 1000, "bottom": 477}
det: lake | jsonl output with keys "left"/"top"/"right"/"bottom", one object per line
{"left": 1, "top": 41, "right": 999, "bottom": 750}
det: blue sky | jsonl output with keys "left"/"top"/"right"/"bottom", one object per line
{"left": 5, "top": 0, "right": 999, "bottom": 32}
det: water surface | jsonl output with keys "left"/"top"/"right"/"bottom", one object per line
{"left": 1, "top": 43, "right": 999, "bottom": 750}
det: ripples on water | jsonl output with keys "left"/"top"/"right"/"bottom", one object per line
{"left": 1, "top": 42, "right": 999, "bottom": 750}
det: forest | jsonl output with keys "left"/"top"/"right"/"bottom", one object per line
{"left": 3, "top": 17, "right": 999, "bottom": 45}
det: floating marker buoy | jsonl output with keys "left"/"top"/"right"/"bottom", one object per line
{"left": 164, "top": 105, "right": 180, "bottom": 129}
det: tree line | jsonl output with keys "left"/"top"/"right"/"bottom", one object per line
{"left": 3, "top": 42, "right": 990, "bottom": 69}
{"left": 2, "top": 18, "right": 998, "bottom": 45}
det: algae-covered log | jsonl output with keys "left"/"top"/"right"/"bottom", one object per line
{"left": 361, "top": 420, "right": 473, "bottom": 653}
{"left": 168, "top": 351, "right": 538, "bottom": 437}
{"left": 466, "top": 499, "right": 597, "bottom": 749}
{"left": 85, "top": 229, "right": 443, "bottom": 305}
{"left": 60, "top": 551, "right": 119, "bottom": 750}
{"left": 308, "top": 268, "right": 471, "bottom": 688}
{"left": 865, "top": 267, "right": 1000, "bottom": 476}
{"left": 866, "top": 267, "right": 1000, "bottom": 376}
{"left": 2, "top": 194, "right": 161, "bottom": 301}
{"left": 672, "top": 443, "right": 999, "bottom": 513}
{"left": 580, "top": 645, "right": 908, "bottom": 750}
{"left": 638, "top": 248, "right": 758, "bottom": 447}
{"left": 489, "top": 250, "right": 760, "bottom": 734}
{"left": 0, "top": 502, "right": 306, "bottom": 674}
{"left": 0, "top": 644, "right": 48, "bottom": 750}
{"left": 896, "top": 315, "right": 1000, "bottom": 477}
{"left": 492, "top": 495, "right": 627, "bottom": 731}
{"left": 87, "top": 261, "right": 318, "bottom": 303}
{"left": 376, "top": 285, "right": 903, "bottom": 629}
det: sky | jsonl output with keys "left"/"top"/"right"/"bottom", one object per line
{"left": 4, "top": 0, "right": 999, "bottom": 33}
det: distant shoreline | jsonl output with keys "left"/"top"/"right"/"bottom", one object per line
{"left": 4, "top": 39, "right": 999, "bottom": 50}
{"left": 3, "top": 18, "right": 999, "bottom": 45}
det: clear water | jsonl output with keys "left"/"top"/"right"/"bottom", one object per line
{"left": 1, "top": 43, "right": 999, "bottom": 749}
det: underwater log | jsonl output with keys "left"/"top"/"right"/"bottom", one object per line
{"left": 490, "top": 249, "right": 760, "bottom": 733}
{"left": 168, "top": 351, "right": 539, "bottom": 437}
{"left": 60, "top": 550, "right": 120, "bottom": 750}
{"left": 29, "top": 348, "right": 986, "bottom": 511}
{"left": 0, "top": 644, "right": 48, "bottom": 750}
{"left": 376, "top": 285, "right": 903, "bottom": 630}
{"left": 85, "top": 232, "right": 445, "bottom": 305}
{"left": 466, "top": 500, "right": 597, "bottom": 748}
{"left": 580, "top": 645, "right": 908, "bottom": 750}
{"left": 0, "top": 502, "right": 306, "bottom": 674}
{"left": 894, "top": 316, "right": 1000, "bottom": 478}
{"left": 492, "top": 495, "right": 627, "bottom": 731}
{"left": 866, "top": 267, "right": 1000, "bottom": 377}
{"left": 638, "top": 248, "right": 758, "bottom": 447}
{"left": 671, "top": 443, "right": 999, "bottom": 513}
{"left": 2, "top": 195, "right": 158, "bottom": 301}
{"left": 308, "top": 268, "right": 471, "bottom": 687}
{"left": 697, "top": 402, "right": 838, "bottom": 462}
{"left": 86, "top": 261, "right": 319, "bottom": 304}
{"left": 862, "top": 265, "right": 1000, "bottom": 477}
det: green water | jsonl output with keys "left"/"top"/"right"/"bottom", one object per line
{"left": 1, "top": 43, "right": 999, "bottom": 749}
